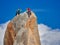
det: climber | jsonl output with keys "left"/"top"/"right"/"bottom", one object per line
{"left": 27, "top": 8, "right": 31, "bottom": 17}
{"left": 16, "top": 9, "right": 21, "bottom": 15}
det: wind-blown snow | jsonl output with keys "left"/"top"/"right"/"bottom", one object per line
{"left": 38, "top": 24, "right": 60, "bottom": 45}
{"left": 0, "top": 21, "right": 10, "bottom": 45}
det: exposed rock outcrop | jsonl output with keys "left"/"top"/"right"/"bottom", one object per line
{"left": 4, "top": 11, "right": 41, "bottom": 45}
{"left": 4, "top": 22, "right": 16, "bottom": 45}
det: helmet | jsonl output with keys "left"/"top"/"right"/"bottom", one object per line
{"left": 27, "top": 8, "right": 31, "bottom": 12}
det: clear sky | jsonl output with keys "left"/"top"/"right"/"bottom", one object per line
{"left": 0, "top": 0, "right": 60, "bottom": 29}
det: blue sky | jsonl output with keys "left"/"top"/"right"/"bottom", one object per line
{"left": 0, "top": 0, "right": 60, "bottom": 29}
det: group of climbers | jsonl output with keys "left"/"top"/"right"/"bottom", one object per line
{"left": 16, "top": 8, "right": 31, "bottom": 17}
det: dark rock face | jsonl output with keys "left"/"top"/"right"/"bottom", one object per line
{"left": 4, "top": 11, "right": 41, "bottom": 45}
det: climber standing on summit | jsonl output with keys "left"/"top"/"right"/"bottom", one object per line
{"left": 16, "top": 9, "right": 21, "bottom": 15}
{"left": 27, "top": 8, "right": 31, "bottom": 17}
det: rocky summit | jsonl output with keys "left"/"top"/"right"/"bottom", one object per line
{"left": 4, "top": 11, "right": 41, "bottom": 45}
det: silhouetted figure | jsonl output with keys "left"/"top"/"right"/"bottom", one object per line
{"left": 16, "top": 9, "right": 21, "bottom": 15}
{"left": 27, "top": 8, "right": 31, "bottom": 17}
